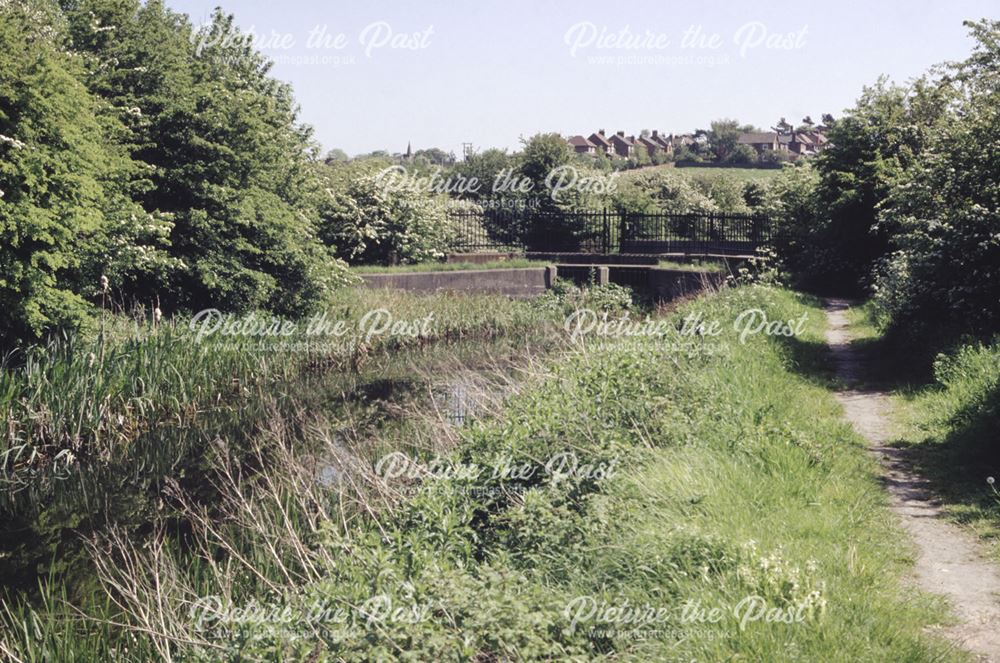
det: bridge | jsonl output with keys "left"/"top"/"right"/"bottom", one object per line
{"left": 447, "top": 209, "right": 774, "bottom": 258}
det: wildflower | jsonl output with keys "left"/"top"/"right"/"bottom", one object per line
{"left": 0, "top": 133, "right": 26, "bottom": 150}
{"left": 100, "top": 275, "right": 109, "bottom": 293}
{"left": 153, "top": 307, "right": 162, "bottom": 324}
{"left": 988, "top": 477, "right": 995, "bottom": 485}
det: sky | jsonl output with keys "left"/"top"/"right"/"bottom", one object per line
{"left": 165, "top": 0, "right": 996, "bottom": 158}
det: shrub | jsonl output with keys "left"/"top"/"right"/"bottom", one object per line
{"left": 319, "top": 162, "right": 453, "bottom": 265}
{"left": 612, "top": 170, "right": 716, "bottom": 214}
{"left": 872, "top": 21, "right": 1000, "bottom": 344}
{"left": 727, "top": 144, "right": 759, "bottom": 165}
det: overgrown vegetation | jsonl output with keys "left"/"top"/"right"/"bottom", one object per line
{"left": 0, "top": 0, "right": 351, "bottom": 346}
{"left": 1, "top": 286, "right": 962, "bottom": 661}
{"left": 771, "top": 19, "right": 1000, "bottom": 350}
{"left": 4, "top": 0, "right": 999, "bottom": 658}
{"left": 0, "top": 286, "right": 591, "bottom": 591}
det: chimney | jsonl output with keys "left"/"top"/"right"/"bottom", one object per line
{"left": 652, "top": 130, "right": 658, "bottom": 138}
{"left": 616, "top": 130, "right": 625, "bottom": 137}
{"left": 598, "top": 129, "right": 605, "bottom": 136}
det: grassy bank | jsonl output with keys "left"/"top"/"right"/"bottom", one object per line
{"left": 672, "top": 165, "right": 784, "bottom": 182}
{"left": 620, "top": 164, "right": 783, "bottom": 184}
{"left": 2, "top": 286, "right": 961, "bottom": 660}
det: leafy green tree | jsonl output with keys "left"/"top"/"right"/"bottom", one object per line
{"left": 705, "top": 119, "right": 752, "bottom": 162}
{"left": 727, "top": 144, "right": 758, "bottom": 165}
{"left": 612, "top": 170, "right": 716, "bottom": 215}
{"left": 62, "top": 1, "right": 344, "bottom": 315}
{"left": 873, "top": 20, "right": 1000, "bottom": 342}
{"left": 762, "top": 162, "right": 823, "bottom": 275}
{"left": 452, "top": 148, "right": 514, "bottom": 202}
{"left": 516, "top": 133, "right": 573, "bottom": 209}
{"left": 324, "top": 148, "right": 351, "bottom": 164}
{"left": 785, "top": 78, "right": 948, "bottom": 292}
{"left": 0, "top": 1, "right": 120, "bottom": 342}
{"left": 413, "top": 147, "right": 455, "bottom": 166}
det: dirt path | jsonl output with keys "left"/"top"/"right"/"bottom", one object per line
{"left": 825, "top": 298, "right": 1000, "bottom": 661}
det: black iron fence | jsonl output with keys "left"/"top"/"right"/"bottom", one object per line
{"left": 447, "top": 208, "right": 773, "bottom": 256}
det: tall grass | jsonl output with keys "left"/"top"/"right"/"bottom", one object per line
{"left": 0, "top": 287, "right": 580, "bottom": 593}
{"left": 2, "top": 286, "right": 962, "bottom": 660}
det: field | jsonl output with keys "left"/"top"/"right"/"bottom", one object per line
{"left": 621, "top": 164, "right": 785, "bottom": 184}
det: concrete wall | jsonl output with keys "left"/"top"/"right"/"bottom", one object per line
{"left": 546, "top": 264, "right": 727, "bottom": 301}
{"left": 357, "top": 267, "right": 555, "bottom": 297}
{"left": 526, "top": 252, "right": 660, "bottom": 265}
{"left": 356, "top": 264, "right": 726, "bottom": 303}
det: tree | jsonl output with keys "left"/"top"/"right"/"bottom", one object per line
{"left": 413, "top": 147, "right": 455, "bottom": 166}
{"left": 706, "top": 119, "right": 742, "bottom": 161}
{"left": 705, "top": 119, "right": 756, "bottom": 162}
{"left": 325, "top": 148, "right": 350, "bottom": 164}
{"left": 62, "top": 2, "right": 345, "bottom": 315}
{"left": 873, "top": 20, "right": 1000, "bottom": 342}
{"left": 778, "top": 78, "right": 949, "bottom": 293}
{"left": 0, "top": 0, "right": 124, "bottom": 342}
{"left": 772, "top": 117, "right": 793, "bottom": 135}
{"left": 451, "top": 148, "right": 514, "bottom": 202}
{"left": 516, "top": 133, "right": 573, "bottom": 210}
{"left": 318, "top": 161, "right": 452, "bottom": 265}
{"left": 612, "top": 170, "right": 716, "bottom": 215}
{"left": 515, "top": 133, "right": 595, "bottom": 250}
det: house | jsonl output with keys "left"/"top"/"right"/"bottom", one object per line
{"left": 671, "top": 133, "right": 697, "bottom": 151}
{"left": 608, "top": 130, "right": 635, "bottom": 158}
{"left": 737, "top": 128, "right": 830, "bottom": 159}
{"left": 636, "top": 130, "right": 673, "bottom": 158}
{"left": 650, "top": 130, "right": 673, "bottom": 154}
{"left": 636, "top": 135, "right": 661, "bottom": 158}
{"left": 587, "top": 130, "right": 612, "bottom": 155}
{"left": 786, "top": 132, "right": 813, "bottom": 157}
{"left": 567, "top": 135, "right": 597, "bottom": 154}
{"left": 737, "top": 131, "right": 783, "bottom": 153}
{"left": 802, "top": 130, "right": 829, "bottom": 151}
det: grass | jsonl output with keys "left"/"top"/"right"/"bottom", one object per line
{"left": 621, "top": 164, "right": 784, "bottom": 184}
{"left": 673, "top": 165, "right": 784, "bottom": 182}
{"left": 890, "top": 354, "right": 1000, "bottom": 560}
{"left": 656, "top": 259, "right": 729, "bottom": 273}
{"left": 1, "top": 285, "right": 965, "bottom": 661}
{"left": 349, "top": 258, "right": 549, "bottom": 274}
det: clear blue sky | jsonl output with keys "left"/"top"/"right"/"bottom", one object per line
{"left": 166, "top": 0, "right": 995, "bottom": 157}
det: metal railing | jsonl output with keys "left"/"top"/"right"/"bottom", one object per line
{"left": 447, "top": 208, "right": 772, "bottom": 255}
